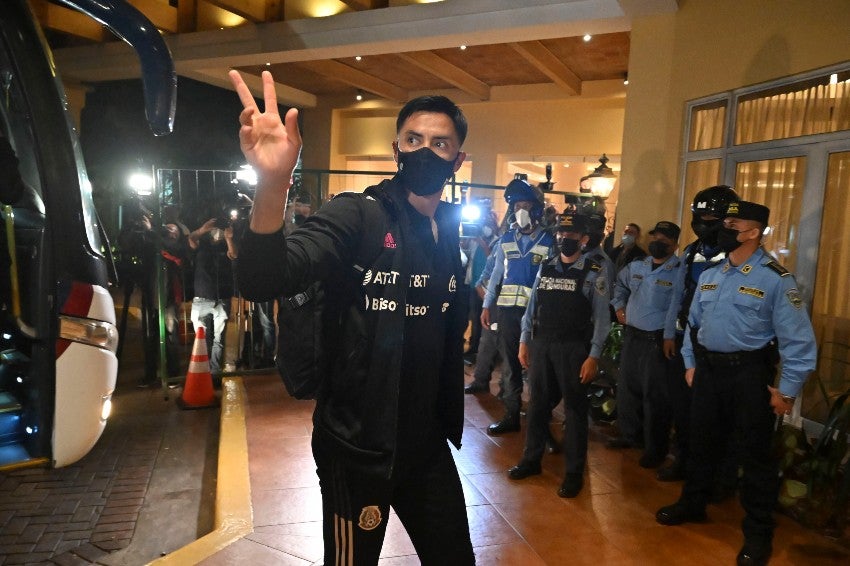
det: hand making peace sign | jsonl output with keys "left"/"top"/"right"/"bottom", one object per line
{"left": 228, "top": 70, "right": 303, "bottom": 232}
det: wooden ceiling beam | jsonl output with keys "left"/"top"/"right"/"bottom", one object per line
{"left": 299, "top": 60, "right": 408, "bottom": 103}
{"left": 36, "top": 2, "right": 105, "bottom": 42}
{"left": 176, "top": 0, "right": 197, "bottom": 33}
{"left": 126, "top": 0, "right": 178, "bottom": 33}
{"left": 339, "top": 0, "right": 389, "bottom": 11}
{"left": 510, "top": 40, "right": 581, "bottom": 96}
{"left": 204, "top": 0, "right": 268, "bottom": 23}
{"left": 397, "top": 51, "right": 490, "bottom": 101}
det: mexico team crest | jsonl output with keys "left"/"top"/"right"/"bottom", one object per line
{"left": 358, "top": 506, "right": 382, "bottom": 530}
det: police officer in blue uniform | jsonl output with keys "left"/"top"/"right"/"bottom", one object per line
{"left": 608, "top": 221, "right": 682, "bottom": 468}
{"left": 656, "top": 200, "right": 817, "bottom": 566}
{"left": 507, "top": 213, "right": 610, "bottom": 498}
{"left": 481, "top": 178, "right": 553, "bottom": 434}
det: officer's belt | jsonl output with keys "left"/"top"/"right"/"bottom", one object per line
{"left": 624, "top": 325, "right": 663, "bottom": 342}
{"left": 696, "top": 344, "right": 774, "bottom": 368}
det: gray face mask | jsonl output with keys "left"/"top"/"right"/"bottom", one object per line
{"left": 621, "top": 234, "right": 635, "bottom": 246}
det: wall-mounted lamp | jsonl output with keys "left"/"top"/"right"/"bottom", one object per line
{"left": 623, "top": 72, "right": 629, "bottom": 85}
{"left": 579, "top": 154, "right": 617, "bottom": 198}
{"left": 356, "top": 89, "right": 364, "bottom": 101}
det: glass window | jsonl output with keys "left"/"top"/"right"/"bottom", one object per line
{"left": 803, "top": 151, "right": 850, "bottom": 423}
{"left": 688, "top": 100, "right": 727, "bottom": 151}
{"left": 735, "top": 71, "right": 850, "bottom": 145}
{"left": 734, "top": 157, "right": 806, "bottom": 270}
{"left": 679, "top": 159, "right": 721, "bottom": 243}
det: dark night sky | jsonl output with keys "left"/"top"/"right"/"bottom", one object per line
{"left": 80, "top": 75, "right": 288, "bottom": 235}
{"left": 81, "top": 75, "right": 246, "bottom": 179}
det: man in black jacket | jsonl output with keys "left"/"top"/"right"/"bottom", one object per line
{"left": 608, "top": 222, "right": 647, "bottom": 274}
{"left": 229, "top": 70, "right": 475, "bottom": 565}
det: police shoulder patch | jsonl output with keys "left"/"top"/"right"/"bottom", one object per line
{"left": 595, "top": 276, "right": 608, "bottom": 296}
{"left": 786, "top": 288, "right": 803, "bottom": 309}
{"left": 766, "top": 260, "right": 790, "bottom": 277}
{"left": 588, "top": 259, "right": 602, "bottom": 272}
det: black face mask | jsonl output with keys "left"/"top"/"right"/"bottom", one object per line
{"left": 716, "top": 226, "right": 744, "bottom": 253}
{"left": 559, "top": 237, "right": 581, "bottom": 257}
{"left": 395, "top": 147, "right": 456, "bottom": 196}
{"left": 691, "top": 217, "right": 722, "bottom": 246}
{"left": 648, "top": 240, "right": 671, "bottom": 259}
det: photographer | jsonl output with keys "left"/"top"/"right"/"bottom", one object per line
{"left": 461, "top": 208, "right": 499, "bottom": 364}
{"left": 117, "top": 201, "right": 162, "bottom": 386}
{"left": 188, "top": 206, "right": 238, "bottom": 374}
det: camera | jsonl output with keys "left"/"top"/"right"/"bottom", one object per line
{"left": 460, "top": 197, "right": 492, "bottom": 238}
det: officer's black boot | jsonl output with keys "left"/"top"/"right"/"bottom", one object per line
{"left": 487, "top": 413, "right": 520, "bottom": 436}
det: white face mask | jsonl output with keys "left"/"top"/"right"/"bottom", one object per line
{"left": 514, "top": 209, "right": 532, "bottom": 230}
{"left": 621, "top": 234, "right": 635, "bottom": 246}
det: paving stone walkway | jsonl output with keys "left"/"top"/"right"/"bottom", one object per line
{"left": 0, "top": 394, "right": 164, "bottom": 565}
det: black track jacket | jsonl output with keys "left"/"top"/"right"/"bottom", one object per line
{"left": 237, "top": 179, "right": 467, "bottom": 478}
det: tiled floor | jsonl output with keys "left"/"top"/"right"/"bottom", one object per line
{"left": 202, "top": 370, "right": 850, "bottom": 565}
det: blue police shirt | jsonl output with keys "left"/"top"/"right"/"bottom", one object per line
{"left": 520, "top": 255, "right": 611, "bottom": 358}
{"left": 583, "top": 244, "right": 616, "bottom": 289}
{"left": 681, "top": 247, "right": 817, "bottom": 397}
{"left": 476, "top": 246, "right": 498, "bottom": 288}
{"left": 612, "top": 254, "right": 681, "bottom": 335}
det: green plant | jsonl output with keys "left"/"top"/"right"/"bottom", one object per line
{"left": 777, "top": 387, "right": 850, "bottom": 539}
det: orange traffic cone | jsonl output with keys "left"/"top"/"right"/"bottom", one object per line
{"left": 178, "top": 326, "right": 218, "bottom": 409}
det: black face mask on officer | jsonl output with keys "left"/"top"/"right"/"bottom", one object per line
{"left": 716, "top": 226, "right": 746, "bottom": 253}
{"left": 648, "top": 240, "right": 671, "bottom": 260}
{"left": 559, "top": 236, "right": 581, "bottom": 257}
{"left": 691, "top": 217, "right": 722, "bottom": 246}
{"left": 396, "top": 147, "right": 456, "bottom": 196}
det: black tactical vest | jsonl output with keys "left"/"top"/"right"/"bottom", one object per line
{"left": 533, "top": 260, "right": 594, "bottom": 341}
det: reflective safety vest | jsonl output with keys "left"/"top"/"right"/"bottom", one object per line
{"left": 497, "top": 229, "right": 553, "bottom": 308}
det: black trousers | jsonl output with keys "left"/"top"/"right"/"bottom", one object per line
{"left": 313, "top": 437, "right": 475, "bottom": 565}
{"left": 666, "top": 336, "right": 691, "bottom": 463}
{"left": 471, "top": 304, "right": 501, "bottom": 388}
{"left": 522, "top": 339, "right": 590, "bottom": 475}
{"left": 498, "top": 306, "right": 526, "bottom": 416}
{"left": 616, "top": 327, "right": 671, "bottom": 458}
{"left": 680, "top": 357, "right": 780, "bottom": 543}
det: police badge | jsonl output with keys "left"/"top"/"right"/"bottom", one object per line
{"left": 358, "top": 506, "right": 382, "bottom": 531}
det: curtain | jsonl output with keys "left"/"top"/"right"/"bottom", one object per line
{"left": 734, "top": 157, "right": 805, "bottom": 270}
{"left": 803, "top": 151, "right": 850, "bottom": 422}
{"left": 735, "top": 80, "right": 850, "bottom": 145}
{"left": 689, "top": 103, "right": 726, "bottom": 151}
{"left": 679, "top": 159, "right": 721, "bottom": 243}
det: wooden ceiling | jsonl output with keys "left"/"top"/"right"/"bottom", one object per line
{"left": 35, "top": 0, "right": 631, "bottom": 106}
{"left": 252, "top": 33, "right": 629, "bottom": 102}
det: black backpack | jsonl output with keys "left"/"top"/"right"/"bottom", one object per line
{"left": 275, "top": 193, "right": 388, "bottom": 399}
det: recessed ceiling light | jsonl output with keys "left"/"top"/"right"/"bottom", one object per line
{"left": 583, "top": 34, "right": 592, "bottom": 42}
{"left": 356, "top": 90, "right": 364, "bottom": 101}
{"left": 355, "top": 56, "right": 362, "bottom": 61}
{"left": 265, "top": 62, "right": 271, "bottom": 67}
{"left": 459, "top": 45, "right": 467, "bottom": 50}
